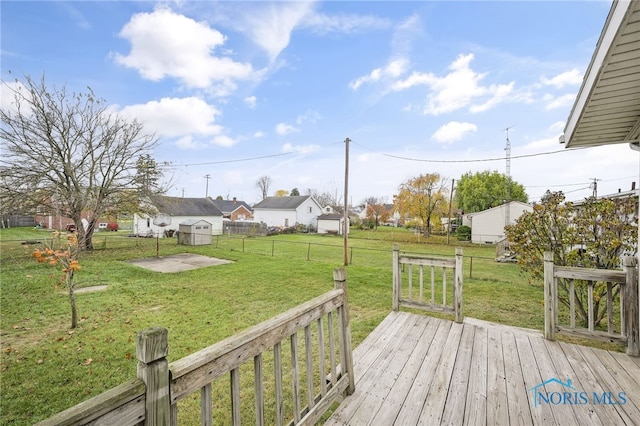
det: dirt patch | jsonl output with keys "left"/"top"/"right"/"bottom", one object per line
{"left": 75, "top": 285, "right": 108, "bottom": 294}
{"left": 126, "top": 253, "right": 232, "bottom": 273}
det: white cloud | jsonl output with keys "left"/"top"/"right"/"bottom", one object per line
{"left": 239, "top": 2, "right": 316, "bottom": 62}
{"left": 541, "top": 69, "right": 583, "bottom": 88}
{"left": 350, "top": 58, "right": 409, "bottom": 90}
{"left": 282, "top": 142, "right": 319, "bottom": 154}
{"left": 296, "top": 109, "right": 321, "bottom": 125}
{"left": 432, "top": 121, "right": 478, "bottom": 144}
{"left": 175, "top": 135, "right": 199, "bottom": 149}
{"left": 244, "top": 96, "right": 257, "bottom": 109}
{"left": 119, "top": 97, "right": 223, "bottom": 138}
{"left": 0, "top": 81, "right": 25, "bottom": 114}
{"left": 113, "top": 8, "right": 255, "bottom": 92}
{"left": 391, "top": 53, "right": 516, "bottom": 115}
{"left": 211, "top": 135, "right": 236, "bottom": 147}
{"left": 544, "top": 93, "right": 576, "bottom": 110}
{"left": 275, "top": 123, "right": 299, "bottom": 135}
{"left": 302, "top": 12, "right": 391, "bottom": 34}
{"left": 253, "top": 131, "right": 266, "bottom": 138}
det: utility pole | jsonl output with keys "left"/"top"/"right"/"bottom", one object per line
{"left": 204, "top": 174, "right": 211, "bottom": 198}
{"left": 447, "top": 179, "right": 455, "bottom": 245}
{"left": 343, "top": 138, "right": 350, "bottom": 266}
{"left": 590, "top": 177, "right": 600, "bottom": 198}
{"left": 503, "top": 126, "right": 515, "bottom": 228}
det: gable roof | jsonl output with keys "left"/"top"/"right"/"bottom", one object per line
{"left": 465, "top": 201, "right": 532, "bottom": 218}
{"left": 211, "top": 199, "right": 252, "bottom": 214}
{"left": 318, "top": 213, "right": 343, "bottom": 220}
{"left": 253, "top": 195, "right": 317, "bottom": 210}
{"left": 562, "top": 0, "right": 640, "bottom": 148}
{"left": 148, "top": 195, "right": 223, "bottom": 217}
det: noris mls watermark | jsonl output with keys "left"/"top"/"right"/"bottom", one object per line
{"left": 529, "top": 378, "right": 627, "bottom": 408}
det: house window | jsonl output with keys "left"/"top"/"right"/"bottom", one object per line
{"left": 308, "top": 207, "right": 313, "bottom": 213}
{"left": 285, "top": 218, "right": 289, "bottom": 227}
{"left": 147, "top": 218, "right": 150, "bottom": 227}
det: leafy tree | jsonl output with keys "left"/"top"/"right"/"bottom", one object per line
{"left": 455, "top": 170, "right": 528, "bottom": 213}
{"left": 363, "top": 196, "right": 389, "bottom": 230}
{"left": 395, "top": 173, "right": 448, "bottom": 236}
{"left": 274, "top": 189, "right": 288, "bottom": 197}
{"left": 0, "top": 75, "right": 157, "bottom": 250}
{"left": 256, "top": 175, "right": 272, "bottom": 200}
{"left": 290, "top": 188, "right": 300, "bottom": 196}
{"left": 505, "top": 191, "right": 637, "bottom": 327}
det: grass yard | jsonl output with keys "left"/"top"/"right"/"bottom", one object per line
{"left": 0, "top": 226, "right": 623, "bottom": 424}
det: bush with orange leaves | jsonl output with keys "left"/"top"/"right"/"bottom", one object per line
{"left": 32, "top": 232, "right": 81, "bottom": 328}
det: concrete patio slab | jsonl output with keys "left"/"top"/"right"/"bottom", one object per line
{"left": 126, "top": 253, "right": 232, "bottom": 273}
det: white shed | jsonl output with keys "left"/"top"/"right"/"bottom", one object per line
{"left": 178, "top": 219, "right": 212, "bottom": 245}
{"left": 317, "top": 213, "right": 348, "bottom": 235}
{"left": 465, "top": 201, "right": 533, "bottom": 244}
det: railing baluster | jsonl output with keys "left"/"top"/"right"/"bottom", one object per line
{"left": 588, "top": 282, "right": 594, "bottom": 332}
{"left": 607, "top": 283, "right": 613, "bottom": 334}
{"left": 230, "top": 368, "right": 241, "bottom": 426}
{"left": 274, "top": 342, "right": 283, "bottom": 426}
{"left": 442, "top": 267, "right": 447, "bottom": 307}
{"left": 569, "top": 279, "right": 575, "bottom": 329}
{"left": 305, "top": 325, "right": 314, "bottom": 410}
{"left": 317, "top": 318, "right": 327, "bottom": 397}
{"left": 408, "top": 264, "right": 413, "bottom": 300}
{"left": 290, "top": 332, "right": 301, "bottom": 423}
{"left": 201, "top": 383, "right": 212, "bottom": 426}
{"left": 419, "top": 265, "right": 424, "bottom": 303}
{"left": 431, "top": 266, "right": 435, "bottom": 305}
{"left": 328, "top": 312, "right": 336, "bottom": 386}
{"left": 254, "top": 354, "right": 264, "bottom": 426}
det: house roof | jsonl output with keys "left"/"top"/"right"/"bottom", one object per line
{"left": 149, "top": 195, "right": 223, "bottom": 217}
{"left": 562, "top": 0, "right": 640, "bottom": 148}
{"left": 318, "top": 213, "right": 343, "bottom": 220}
{"left": 253, "top": 195, "right": 316, "bottom": 210}
{"left": 465, "top": 201, "right": 532, "bottom": 218}
{"left": 211, "top": 199, "right": 252, "bottom": 214}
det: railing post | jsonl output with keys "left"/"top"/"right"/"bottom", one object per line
{"left": 544, "top": 252, "right": 556, "bottom": 340}
{"left": 137, "top": 327, "right": 170, "bottom": 425}
{"left": 454, "top": 247, "right": 463, "bottom": 323}
{"left": 334, "top": 268, "right": 355, "bottom": 395}
{"left": 392, "top": 244, "right": 400, "bottom": 311}
{"left": 623, "top": 256, "right": 639, "bottom": 356}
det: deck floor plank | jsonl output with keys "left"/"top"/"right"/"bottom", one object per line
{"left": 324, "top": 312, "right": 640, "bottom": 426}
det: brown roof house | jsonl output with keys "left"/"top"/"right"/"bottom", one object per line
{"left": 133, "top": 195, "right": 223, "bottom": 237}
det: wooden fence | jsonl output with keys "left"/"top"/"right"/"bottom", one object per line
{"left": 392, "top": 244, "right": 463, "bottom": 323}
{"left": 543, "top": 251, "right": 639, "bottom": 356}
{"left": 36, "top": 268, "right": 355, "bottom": 425}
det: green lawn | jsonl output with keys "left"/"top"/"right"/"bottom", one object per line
{"left": 0, "top": 226, "right": 621, "bottom": 424}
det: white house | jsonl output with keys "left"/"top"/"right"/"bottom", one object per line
{"left": 134, "top": 195, "right": 224, "bottom": 237}
{"left": 253, "top": 196, "right": 322, "bottom": 230}
{"left": 464, "top": 201, "right": 533, "bottom": 244}
{"left": 317, "top": 213, "right": 349, "bottom": 235}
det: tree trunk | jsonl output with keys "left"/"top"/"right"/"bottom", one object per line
{"left": 68, "top": 270, "right": 77, "bottom": 329}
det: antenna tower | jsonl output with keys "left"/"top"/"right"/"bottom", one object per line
{"left": 503, "top": 126, "right": 515, "bottom": 228}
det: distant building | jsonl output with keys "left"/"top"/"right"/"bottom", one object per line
{"left": 134, "top": 195, "right": 223, "bottom": 237}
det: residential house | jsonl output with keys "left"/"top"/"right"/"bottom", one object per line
{"left": 560, "top": 0, "right": 640, "bottom": 353}
{"left": 211, "top": 198, "right": 253, "bottom": 221}
{"left": 252, "top": 196, "right": 322, "bottom": 230}
{"left": 463, "top": 201, "right": 533, "bottom": 244}
{"left": 134, "top": 195, "right": 223, "bottom": 237}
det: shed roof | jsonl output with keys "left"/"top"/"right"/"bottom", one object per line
{"left": 149, "top": 195, "right": 223, "bottom": 217}
{"left": 562, "top": 0, "right": 640, "bottom": 148}
{"left": 253, "top": 195, "right": 315, "bottom": 210}
{"left": 318, "top": 213, "right": 343, "bottom": 220}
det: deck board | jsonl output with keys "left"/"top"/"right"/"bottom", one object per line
{"left": 325, "top": 312, "right": 640, "bottom": 426}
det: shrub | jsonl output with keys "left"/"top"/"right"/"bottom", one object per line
{"left": 456, "top": 225, "right": 471, "bottom": 241}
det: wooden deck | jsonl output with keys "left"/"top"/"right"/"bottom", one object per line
{"left": 325, "top": 312, "right": 640, "bottom": 425}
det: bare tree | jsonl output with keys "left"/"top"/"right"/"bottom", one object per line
{"left": 256, "top": 175, "right": 272, "bottom": 200}
{"left": 0, "top": 75, "right": 157, "bottom": 250}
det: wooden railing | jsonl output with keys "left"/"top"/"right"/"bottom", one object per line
{"left": 543, "top": 251, "right": 639, "bottom": 356}
{"left": 36, "top": 268, "right": 355, "bottom": 425}
{"left": 392, "top": 244, "right": 463, "bottom": 323}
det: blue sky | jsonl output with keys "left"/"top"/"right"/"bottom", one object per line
{"left": 2, "top": 0, "right": 638, "bottom": 205}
